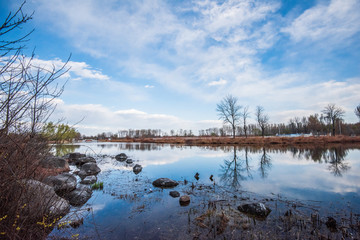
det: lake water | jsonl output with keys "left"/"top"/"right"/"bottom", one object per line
{"left": 48, "top": 143, "right": 360, "bottom": 239}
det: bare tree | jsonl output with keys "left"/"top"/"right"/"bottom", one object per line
{"left": 0, "top": 2, "right": 72, "bottom": 238}
{"left": 255, "top": 106, "right": 269, "bottom": 137}
{"left": 242, "top": 106, "right": 250, "bottom": 138}
{"left": 216, "top": 95, "right": 242, "bottom": 138}
{"left": 355, "top": 104, "right": 360, "bottom": 122}
{"left": 0, "top": 5, "right": 69, "bottom": 136}
{"left": 322, "top": 104, "right": 345, "bottom": 136}
{"left": 27, "top": 56, "right": 69, "bottom": 137}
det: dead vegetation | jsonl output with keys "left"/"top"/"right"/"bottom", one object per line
{"left": 102, "top": 135, "right": 360, "bottom": 147}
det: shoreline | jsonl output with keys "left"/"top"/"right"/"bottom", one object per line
{"left": 98, "top": 135, "right": 360, "bottom": 147}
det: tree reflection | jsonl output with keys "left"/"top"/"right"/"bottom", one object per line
{"left": 219, "top": 146, "right": 252, "bottom": 189}
{"left": 323, "top": 147, "right": 350, "bottom": 177}
{"left": 289, "top": 146, "right": 351, "bottom": 177}
{"left": 258, "top": 147, "right": 272, "bottom": 179}
{"left": 53, "top": 144, "right": 80, "bottom": 157}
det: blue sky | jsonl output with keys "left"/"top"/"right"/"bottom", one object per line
{"left": 1, "top": 0, "right": 359, "bottom": 135}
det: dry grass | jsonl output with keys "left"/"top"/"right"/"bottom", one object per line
{"left": 101, "top": 135, "right": 360, "bottom": 147}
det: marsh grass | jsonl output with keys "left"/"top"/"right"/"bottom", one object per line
{"left": 91, "top": 182, "right": 104, "bottom": 190}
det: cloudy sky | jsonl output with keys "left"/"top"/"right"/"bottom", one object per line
{"left": 1, "top": 0, "right": 359, "bottom": 135}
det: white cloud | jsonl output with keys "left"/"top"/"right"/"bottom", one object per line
{"left": 19, "top": 0, "right": 359, "bottom": 127}
{"left": 282, "top": 0, "right": 360, "bottom": 44}
{"left": 30, "top": 57, "right": 109, "bottom": 81}
{"left": 29, "top": 0, "right": 281, "bottom": 101}
{"left": 50, "top": 100, "right": 221, "bottom": 135}
{"left": 208, "top": 78, "right": 227, "bottom": 86}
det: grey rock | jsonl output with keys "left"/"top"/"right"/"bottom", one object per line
{"left": 133, "top": 164, "right": 142, "bottom": 174}
{"left": 80, "top": 175, "right": 97, "bottom": 184}
{"left": 68, "top": 152, "right": 86, "bottom": 164}
{"left": 20, "top": 180, "right": 70, "bottom": 219}
{"left": 179, "top": 195, "right": 190, "bottom": 206}
{"left": 115, "top": 153, "right": 127, "bottom": 161}
{"left": 238, "top": 203, "right": 271, "bottom": 218}
{"left": 65, "top": 185, "right": 93, "bottom": 206}
{"left": 77, "top": 162, "right": 101, "bottom": 179}
{"left": 169, "top": 191, "right": 180, "bottom": 198}
{"left": 40, "top": 156, "right": 69, "bottom": 170}
{"left": 126, "top": 158, "right": 133, "bottom": 164}
{"left": 43, "top": 173, "right": 77, "bottom": 194}
{"left": 76, "top": 156, "right": 96, "bottom": 165}
{"left": 152, "top": 178, "right": 179, "bottom": 188}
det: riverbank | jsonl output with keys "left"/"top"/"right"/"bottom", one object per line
{"left": 99, "top": 135, "right": 360, "bottom": 147}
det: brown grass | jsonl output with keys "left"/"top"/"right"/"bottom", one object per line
{"left": 101, "top": 135, "right": 360, "bottom": 147}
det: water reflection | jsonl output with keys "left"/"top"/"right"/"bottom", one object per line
{"left": 259, "top": 147, "right": 272, "bottom": 179}
{"left": 324, "top": 147, "right": 350, "bottom": 177}
{"left": 53, "top": 144, "right": 80, "bottom": 156}
{"left": 219, "top": 146, "right": 252, "bottom": 189}
{"left": 54, "top": 143, "right": 355, "bottom": 181}
{"left": 287, "top": 146, "right": 350, "bottom": 177}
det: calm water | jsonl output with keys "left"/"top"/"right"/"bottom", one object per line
{"left": 49, "top": 143, "right": 360, "bottom": 239}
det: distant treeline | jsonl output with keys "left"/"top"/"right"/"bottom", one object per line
{"left": 86, "top": 114, "right": 359, "bottom": 140}
{"left": 200, "top": 114, "right": 360, "bottom": 137}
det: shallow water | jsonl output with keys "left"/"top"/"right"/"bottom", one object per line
{"left": 48, "top": 143, "right": 360, "bottom": 239}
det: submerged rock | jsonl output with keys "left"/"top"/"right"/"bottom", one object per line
{"left": 238, "top": 203, "right": 271, "bottom": 219}
{"left": 115, "top": 153, "right": 127, "bottom": 161}
{"left": 133, "top": 164, "right": 142, "bottom": 174}
{"left": 170, "top": 191, "right": 180, "bottom": 198}
{"left": 152, "top": 178, "right": 179, "bottom": 188}
{"left": 65, "top": 185, "right": 93, "bottom": 206}
{"left": 43, "top": 173, "right": 77, "bottom": 194}
{"left": 179, "top": 195, "right": 191, "bottom": 206}
{"left": 77, "top": 162, "right": 101, "bottom": 179}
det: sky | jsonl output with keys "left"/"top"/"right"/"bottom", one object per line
{"left": 1, "top": 0, "right": 359, "bottom": 136}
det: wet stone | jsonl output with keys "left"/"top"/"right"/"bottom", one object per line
{"left": 68, "top": 152, "right": 86, "bottom": 164}
{"left": 43, "top": 173, "right": 77, "bottom": 194}
{"left": 126, "top": 158, "right": 133, "bottom": 164}
{"left": 77, "top": 162, "right": 101, "bottom": 179}
{"left": 80, "top": 175, "right": 97, "bottom": 184}
{"left": 179, "top": 195, "right": 190, "bottom": 206}
{"left": 170, "top": 191, "right": 180, "bottom": 198}
{"left": 152, "top": 178, "right": 179, "bottom": 188}
{"left": 65, "top": 185, "right": 93, "bottom": 206}
{"left": 115, "top": 153, "right": 127, "bottom": 161}
{"left": 238, "top": 202, "right": 271, "bottom": 219}
{"left": 133, "top": 164, "right": 142, "bottom": 174}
